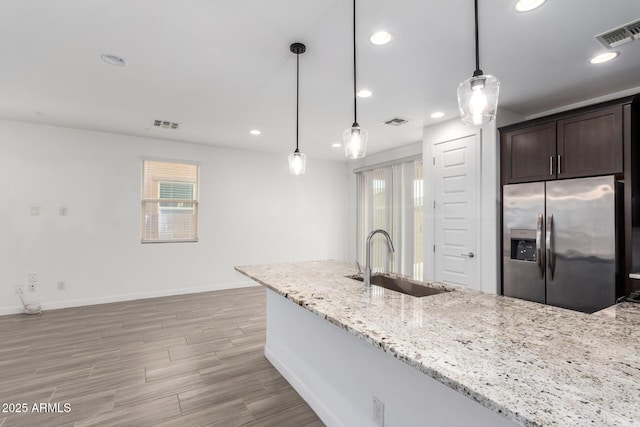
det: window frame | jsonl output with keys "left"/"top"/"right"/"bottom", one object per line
{"left": 141, "top": 159, "right": 200, "bottom": 244}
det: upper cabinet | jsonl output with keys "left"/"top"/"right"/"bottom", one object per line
{"left": 501, "top": 105, "right": 624, "bottom": 184}
{"left": 557, "top": 106, "right": 623, "bottom": 179}
{"left": 501, "top": 122, "right": 556, "bottom": 183}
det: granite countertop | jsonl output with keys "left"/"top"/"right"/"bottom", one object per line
{"left": 235, "top": 260, "right": 640, "bottom": 427}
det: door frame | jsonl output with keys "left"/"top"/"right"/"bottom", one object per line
{"left": 423, "top": 119, "right": 500, "bottom": 294}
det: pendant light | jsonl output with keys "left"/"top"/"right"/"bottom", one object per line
{"left": 344, "top": 0, "right": 367, "bottom": 159}
{"left": 457, "top": 0, "right": 500, "bottom": 126}
{"left": 288, "top": 42, "right": 307, "bottom": 175}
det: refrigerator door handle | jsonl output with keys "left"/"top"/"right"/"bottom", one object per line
{"left": 546, "top": 213, "right": 555, "bottom": 280}
{"left": 536, "top": 213, "right": 544, "bottom": 279}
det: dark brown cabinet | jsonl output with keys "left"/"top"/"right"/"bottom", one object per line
{"left": 501, "top": 105, "right": 623, "bottom": 184}
{"left": 557, "top": 106, "right": 623, "bottom": 179}
{"left": 501, "top": 122, "right": 556, "bottom": 183}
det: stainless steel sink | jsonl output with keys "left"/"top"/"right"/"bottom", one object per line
{"left": 346, "top": 274, "right": 450, "bottom": 297}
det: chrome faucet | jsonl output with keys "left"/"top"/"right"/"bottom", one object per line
{"left": 365, "top": 229, "right": 395, "bottom": 287}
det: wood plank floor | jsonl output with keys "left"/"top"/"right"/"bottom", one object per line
{"left": 0, "top": 287, "right": 323, "bottom": 427}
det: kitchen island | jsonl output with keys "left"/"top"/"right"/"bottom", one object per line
{"left": 235, "top": 260, "right": 640, "bottom": 426}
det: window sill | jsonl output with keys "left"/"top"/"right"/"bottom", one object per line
{"left": 141, "top": 239, "right": 199, "bottom": 244}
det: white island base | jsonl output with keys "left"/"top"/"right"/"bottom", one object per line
{"left": 265, "top": 290, "right": 517, "bottom": 427}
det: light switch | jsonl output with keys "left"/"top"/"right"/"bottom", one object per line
{"left": 59, "top": 207, "right": 68, "bottom": 216}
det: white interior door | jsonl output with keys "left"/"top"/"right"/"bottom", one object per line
{"left": 433, "top": 134, "right": 479, "bottom": 289}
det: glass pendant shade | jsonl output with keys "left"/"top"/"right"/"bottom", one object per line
{"left": 343, "top": 124, "right": 368, "bottom": 159}
{"left": 457, "top": 74, "right": 500, "bottom": 126}
{"left": 288, "top": 150, "right": 306, "bottom": 175}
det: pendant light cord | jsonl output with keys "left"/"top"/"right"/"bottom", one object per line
{"left": 352, "top": 0, "right": 358, "bottom": 125}
{"left": 473, "top": 0, "right": 482, "bottom": 77}
{"left": 296, "top": 51, "right": 300, "bottom": 151}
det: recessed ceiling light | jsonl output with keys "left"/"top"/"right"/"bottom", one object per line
{"left": 369, "top": 31, "right": 392, "bottom": 46}
{"left": 332, "top": 143, "right": 342, "bottom": 148}
{"left": 357, "top": 89, "right": 372, "bottom": 98}
{"left": 515, "top": 0, "right": 546, "bottom": 12}
{"left": 430, "top": 111, "right": 445, "bottom": 119}
{"left": 590, "top": 52, "right": 619, "bottom": 64}
{"left": 249, "top": 129, "right": 261, "bottom": 135}
{"left": 101, "top": 54, "right": 127, "bottom": 66}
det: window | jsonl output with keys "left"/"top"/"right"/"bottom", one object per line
{"left": 141, "top": 160, "right": 199, "bottom": 243}
{"left": 356, "top": 158, "right": 424, "bottom": 280}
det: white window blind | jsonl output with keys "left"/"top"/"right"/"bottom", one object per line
{"left": 357, "top": 159, "right": 424, "bottom": 280}
{"left": 141, "top": 160, "right": 199, "bottom": 243}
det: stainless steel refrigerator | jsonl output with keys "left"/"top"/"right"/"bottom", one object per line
{"left": 502, "top": 175, "right": 619, "bottom": 313}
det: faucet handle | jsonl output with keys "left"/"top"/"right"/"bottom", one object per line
{"left": 355, "top": 261, "right": 363, "bottom": 276}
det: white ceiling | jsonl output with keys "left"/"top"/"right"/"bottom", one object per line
{"left": 1, "top": 0, "right": 640, "bottom": 161}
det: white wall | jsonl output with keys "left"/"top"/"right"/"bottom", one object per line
{"left": 351, "top": 141, "right": 423, "bottom": 171}
{"left": 526, "top": 85, "right": 640, "bottom": 120}
{"left": 0, "top": 119, "right": 350, "bottom": 314}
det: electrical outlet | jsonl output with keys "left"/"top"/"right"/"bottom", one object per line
{"left": 57, "top": 281, "right": 66, "bottom": 290}
{"left": 28, "top": 273, "right": 37, "bottom": 291}
{"left": 30, "top": 206, "right": 40, "bottom": 216}
{"left": 373, "top": 397, "right": 384, "bottom": 426}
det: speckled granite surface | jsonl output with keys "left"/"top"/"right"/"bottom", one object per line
{"left": 594, "top": 301, "right": 640, "bottom": 322}
{"left": 235, "top": 260, "right": 640, "bottom": 427}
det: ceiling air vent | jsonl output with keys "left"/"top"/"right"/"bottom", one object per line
{"left": 596, "top": 19, "right": 640, "bottom": 48}
{"left": 384, "top": 117, "right": 409, "bottom": 126}
{"left": 153, "top": 119, "right": 179, "bottom": 129}
{"left": 628, "top": 20, "right": 640, "bottom": 38}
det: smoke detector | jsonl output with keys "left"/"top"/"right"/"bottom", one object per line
{"left": 596, "top": 19, "right": 640, "bottom": 48}
{"left": 384, "top": 117, "right": 409, "bottom": 126}
{"left": 153, "top": 120, "right": 179, "bottom": 130}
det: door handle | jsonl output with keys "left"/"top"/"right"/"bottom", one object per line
{"left": 557, "top": 154, "right": 562, "bottom": 174}
{"left": 460, "top": 252, "right": 475, "bottom": 258}
{"left": 546, "top": 213, "right": 555, "bottom": 280}
{"left": 536, "top": 213, "right": 544, "bottom": 279}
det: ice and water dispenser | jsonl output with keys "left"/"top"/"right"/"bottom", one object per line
{"left": 509, "top": 229, "right": 537, "bottom": 262}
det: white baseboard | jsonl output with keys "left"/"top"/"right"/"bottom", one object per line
{"left": 0, "top": 306, "right": 25, "bottom": 316}
{"left": 0, "top": 281, "right": 259, "bottom": 316}
{"left": 264, "top": 345, "right": 343, "bottom": 427}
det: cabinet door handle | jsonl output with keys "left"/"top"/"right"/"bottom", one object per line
{"left": 558, "top": 154, "right": 561, "bottom": 174}
{"left": 460, "top": 252, "right": 475, "bottom": 258}
{"left": 549, "top": 156, "right": 553, "bottom": 175}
